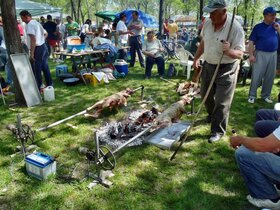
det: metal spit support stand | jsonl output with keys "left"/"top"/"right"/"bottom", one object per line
{"left": 89, "top": 126, "right": 153, "bottom": 187}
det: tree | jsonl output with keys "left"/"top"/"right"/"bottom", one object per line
{"left": 0, "top": 0, "right": 25, "bottom": 105}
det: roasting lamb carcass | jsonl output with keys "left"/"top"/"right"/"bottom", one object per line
{"left": 155, "top": 97, "right": 191, "bottom": 127}
{"left": 84, "top": 88, "right": 134, "bottom": 118}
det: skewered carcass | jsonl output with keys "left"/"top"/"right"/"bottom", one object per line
{"left": 85, "top": 88, "right": 135, "bottom": 118}
{"left": 155, "top": 95, "right": 192, "bottom": 127}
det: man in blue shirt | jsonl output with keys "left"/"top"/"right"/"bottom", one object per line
{"left": 248, "top": 7, "right": 280, "bottom": 104}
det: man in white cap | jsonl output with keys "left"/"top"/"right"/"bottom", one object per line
{"left": 193, "top": 0, "right": 245, "bottom": 143}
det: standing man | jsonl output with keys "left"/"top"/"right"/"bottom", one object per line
{"left": 167, "top": 19, "right": 178, "bottom": 40}
{"left": 0, "top": 16, "right": 12, "bottom": 88}
{"left": 230, "top": 126, "right": 280, "bottom": 209}
{"left": 127, "top": 11, "right": 145, "bottom": 68}
{"left": 193, "top": 0, "right": 245, "bottom": 143}
{"left": 19, "top": 10, "right": 53, "bottom": 91}
{"left": 65, "top": 16, "right": 79, "bottom": 37}
{"left": 248, "top": 7, "right": 280, "bottom": 104}
{"left": 116, "top": 13, "right": 133, "bottom": 60}
{"left": 43, "top": 15, "right": 58, "bottom": 61}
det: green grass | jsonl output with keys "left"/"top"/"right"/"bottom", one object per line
{"left": 0, "top": 59, "right": 279, "bottom": 210}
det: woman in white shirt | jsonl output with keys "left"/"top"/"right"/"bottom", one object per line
{"left": 142, "top": 30, "right": 165, "bottom": 79}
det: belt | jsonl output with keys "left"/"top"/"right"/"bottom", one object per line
{"left": 131, "top": 35, "right": 141, "bottom": 37}
{"left": 205, "top": 61, "right": 235, "bottom": 67}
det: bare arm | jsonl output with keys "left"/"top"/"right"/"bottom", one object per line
{"left": 230, "top": 134, "right": 280, "bottom": 153}
{"left": 29, "top": 34, "right": 36, "bottom": 59}
{"left": 248, "top": 40, "right": 256, "bottom": 63}
{"left": 193, "top": 39, "right": 204, "bottom": 70}
{"left": 223, "top": 42, "right": 244, "bottom": 59}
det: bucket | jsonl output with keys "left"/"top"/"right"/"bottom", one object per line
{"left": 43, "top": 86, "right": 55, "bottom": 102}
{"left": 114, "top": 59, "right": 128, "bottom": 75}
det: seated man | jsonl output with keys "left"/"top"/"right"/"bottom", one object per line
{"left": 142, "top": 31, "right": 165, "bottom": 79}
{"left": 254, "top": 108, "right": 280, "bottom": 137}
{"left": 230, "top": 125, "right": 280, "bottom": 209}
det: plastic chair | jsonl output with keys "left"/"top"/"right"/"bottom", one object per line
{"left": 175, "top": 44, "right": 194, "bottom": 79}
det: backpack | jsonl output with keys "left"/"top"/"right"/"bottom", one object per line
{"left": 167, "top": 63, "right": 176, "bottom": 77}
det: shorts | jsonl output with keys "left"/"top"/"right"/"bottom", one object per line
{"left": 47, "top": 39, "right": 58, "bottom": 47}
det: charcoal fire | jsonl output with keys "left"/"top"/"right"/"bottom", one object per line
{"left": 97, "top": 108, "right": 159, "bottom": 148}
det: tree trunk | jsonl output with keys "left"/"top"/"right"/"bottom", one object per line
{"left": 85, "top": 0, "right": 91, "bottom": 20}
{"left": 70, "top": 0, "right": 77, "bottom": 20}
{"left": 199, "top": 0, "right": 204, "bottom": 21}
{"left": 159, "top": 0, "right": 164, "bottom": 36}
{"left": 0, "top": 0, "right": 25, "bottom": 105}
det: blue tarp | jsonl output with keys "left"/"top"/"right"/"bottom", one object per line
{"left": 116, "top": 9, "right": 158, "bottom": 28}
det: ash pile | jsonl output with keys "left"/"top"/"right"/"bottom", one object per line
{"left": 97, "top": 108, "right": 159, "bottom": 148}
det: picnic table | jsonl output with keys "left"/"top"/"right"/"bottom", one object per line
{"left": 55, "top": 49, "right": 110, "bottom": 85}
{"left": 55, "top": 49, "right": 110, "bottom": 72}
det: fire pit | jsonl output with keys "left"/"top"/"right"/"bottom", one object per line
{"left": 97, "top": 108, "right": 159, "bottom": 148}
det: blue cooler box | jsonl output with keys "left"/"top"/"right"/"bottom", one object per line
{"left": 114, "top": 59, "right": 128, "bottom": 75}
{"left": 25, "top": 152, "right": 56, "bottom": 180}
{"left": 56, "top": 64, "right": 68, "bottom": 77}
{"left": 67, "top": 44, "right": 86, "bottom": 53}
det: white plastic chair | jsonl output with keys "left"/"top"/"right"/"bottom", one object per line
{"left": 175, "top": 44, "right": 194, "bottom": 80}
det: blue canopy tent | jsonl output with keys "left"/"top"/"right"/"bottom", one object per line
{"left": 15, "top": 0, "right": 61, "bottom": 16}
{"left": 116, "top": 9, "right": 158, "bottom": 28}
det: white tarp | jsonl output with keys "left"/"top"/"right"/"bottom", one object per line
{"left": 15, "top": 0, "right": 61, "bottom": 16}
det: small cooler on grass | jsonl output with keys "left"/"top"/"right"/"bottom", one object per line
{"left": 25, "top": 152, "right": 56, "bottom": 180}
{"left": 56, "top": 64, "right": 68, "bottom": 77}
{"left": 114, "top": 59, "right": 128, "bottom": 75}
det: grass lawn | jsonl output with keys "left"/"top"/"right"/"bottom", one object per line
{"left": 0, "top": 59, "right": 279, "bottom": 210}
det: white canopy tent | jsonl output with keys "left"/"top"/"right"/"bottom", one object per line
{"left": 15, "top": 0, "right": 61, "bottom": 16}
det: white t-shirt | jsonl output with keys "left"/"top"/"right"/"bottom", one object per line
{"left": 273, "top": 126, "right": 280, "bottom": 140}
{"left": 116, "top": 20, "right": 128, "bottom": 45}
{"left": 25, "top": 19, "right": 46, "bottom": 47}
{"left": 127, "top": 19, "right": 144, "bottom": 36}
{"left": 92, "top": 37, "right": 112, "bottom": 47}
{"left": 201, "top": 15, "right": 245, "bottom": 64}
{"left": 142, "top": 39, "right": 163, "bottom": 58}
{"left": 80, "top": 23, "right": 90, "bottom": 34}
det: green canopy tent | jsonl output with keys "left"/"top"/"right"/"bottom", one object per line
{"left": 95, "top": 11, "right": 117, "bottom": 22}
{"left": 15, "top": 0, "right": 61, "bottom": 16}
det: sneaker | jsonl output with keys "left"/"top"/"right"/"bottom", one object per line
{"left": 264, "top": 98, "right": 273, "bottom": 103}
{"left": 248, "top": 97, "right": 255, "bottom": 104}
{"left": 208, "top": 133, "right": 223, "bottom": 143}
{"left": 247, "top": 194, "right": 280, "bottom": 209}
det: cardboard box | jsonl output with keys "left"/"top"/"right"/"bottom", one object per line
{"left": 83, "top": 73, "right": 105, "bottom": 86}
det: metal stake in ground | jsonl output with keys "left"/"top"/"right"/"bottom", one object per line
{"left": 170, "top": 7, "right": 237, "bottom": 161}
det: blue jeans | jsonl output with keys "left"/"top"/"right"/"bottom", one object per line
{"left": 255, "top": 109, "right": 280, "bottom": 137}
{"left": 145, "top": 56, "right": 165, "bottom": 78}
{"left": 129, "top": 36, "right": 144, "bottom": 67}
{"left": 235, "top": 146, "right": 280, "bottom": 199}
{"left": 0, "top": 48, "right": 12, "bottom": 85}
{"left": 33, "top": 44, "right": 53, "bottom": 89}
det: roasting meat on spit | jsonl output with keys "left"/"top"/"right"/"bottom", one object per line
{"left": 155, "top": 96, "right": 192, "bottom": 127}
{"left": 85, "top": 88, "right": 135, "bottom": 118}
